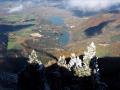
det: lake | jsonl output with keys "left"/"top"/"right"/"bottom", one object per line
{"left": 49, "top": 16, "right": 64, "bottom": 25}
{"left": 49, "top": 16, "right": 69, "bottom": 45}
{"left": 58, "top": 30, "right": 69, "bottom": 46}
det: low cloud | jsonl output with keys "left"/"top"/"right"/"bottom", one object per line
{"left": 6, "top": 0, "right": 120, "bottom": 13}
{"left": 8, "top": 4, "right": 23, "bottom": 13}
{"left": 66, "top": 0, "right": 120, "bottom": 12}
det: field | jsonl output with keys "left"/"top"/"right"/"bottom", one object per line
{"left": 0, "top": 5, "right": 120, "bottom": 64}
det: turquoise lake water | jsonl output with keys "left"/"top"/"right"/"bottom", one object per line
{"left": 49, "top": 16, "right": 69, "bottom": 45}
{"left": 58, "top": 31, "right": 69, "bottom": 45}
{"left": 49, "top": 16, "right": 64, "bottom": 25}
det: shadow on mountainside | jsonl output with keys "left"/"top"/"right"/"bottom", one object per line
{"left": 0, "top": 55, "right": 120, "bottom": 90}
{"left": 84, "top": 20, "right": 114, "bottom": 37}
{"left": 97, "top": 57, "right": 120, "bottom": 90}
{"left": 17, "top": 56, "right": 120, "bottom": 90}
{"left": 36, "top": 49, "right": 58, "bottom": 61}
{"left": 18, "top": 63, "right": 92, "bottom": 90}
{"left": 0, "top": 57, "right": 28, "bottom": 73}
{"left": 0, "top": 23, "right": 34, "bottom": 57}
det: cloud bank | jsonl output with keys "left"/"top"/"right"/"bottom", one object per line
{"left": 6, "top": 0, "right": 120, "bottom": 13}
{"left": 8, "top": 4, "right": 23, "bottom": 13}
{"left": 66, "top": 0, "right": 120, "bottom": 12}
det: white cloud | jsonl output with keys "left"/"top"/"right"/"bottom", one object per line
{"left": 6, "top": 0, "right": 120, "bottom": 13}
{"left": 8, "top": 4, "right": 23, "bottom": 13}
{"left": 67, "top": 0, "right": 120, "bottom": 12}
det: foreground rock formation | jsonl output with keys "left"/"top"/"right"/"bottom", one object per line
{"left": 17, "top": 42, "right": 109, "bottom": 90}
{"left": 0, "top": 42, "right": 120, "bottom": 90}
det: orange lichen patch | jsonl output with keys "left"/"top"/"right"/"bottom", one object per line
{"left": 110, "top": 41, "right": 120, "bottom": 56}
{"left": 85, "top": 18, "right": 109, "bottom": 27}
{"left": 53, "top": 47, "right": 85, "bottom": 59}
{"left": 111, "top": 14, "right": 120, "bottom": 24}
{"left": 15, "top": 36, "right": 27, "bottom": 44}
{"left": 45, "top": 60, "right": 57, "bottom": 67}
{"left": 113, "top": 16, "right": 120, "bottom": 24}
{"left": 82, "top": 14, "right": 113, "bottom": 28}
{"left": 53, "top": 50, "right": 70, "bottom": 58}
{"left": 98, "top": 43, "right": 110, "bottom": 47}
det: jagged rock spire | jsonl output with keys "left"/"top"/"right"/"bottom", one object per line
{"left": 83, "top": 42, "right": 96, "bottom": 60}
{"left": 69, "top": 53, "right": 77, "bottom": 68}
{"left": 91, "top": 56, "right": 108, "bottom": 90}
{"left": 28, "top": 50, "right": 42, "bottom": 64}
{"left": 58, "top": 55, "right": 66, "bottom": 66}
{"left": 70, "top": 53, "right": 76, "bottom": 59}
{"left": 68, "top": 53, "right": 83, "bottom": 70}
{"left": 76, "top": 56, "right": 82, "bottom": 68}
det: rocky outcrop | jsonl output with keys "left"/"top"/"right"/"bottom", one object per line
{"left": 28, "top": 49, "right": 42, "bottom": 64}
{"left": 17, "top": 42, "right": 109, "bottom": 90}
{"left": 57, "top": 42, "right": 96, "bottom": 77}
